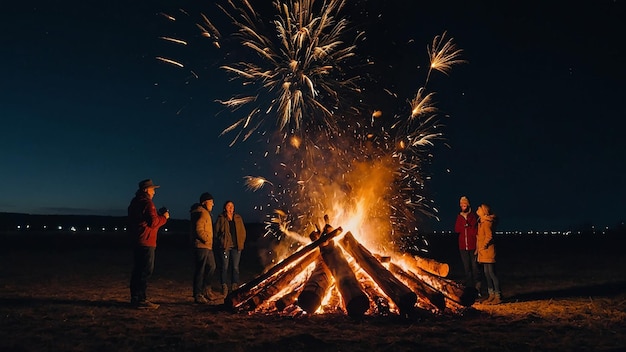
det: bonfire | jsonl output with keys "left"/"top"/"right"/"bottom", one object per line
{"left": 225, "top": 216, "right": 477, "bottom": 318}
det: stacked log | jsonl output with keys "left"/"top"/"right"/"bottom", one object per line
{"left": 234, "top": 251, "right": 319, "bottom": 312}
{"left": 403, "top": 253, "right": 450, "bottom": 277}
{"left": 225, "top": 227, "right": 343, "bottom": 311}
{"left": 228, "top": 218, "right": 475, "bottom": 317}
{"left": 295, "top": 256, "right": 332, "bottom": 314}
{"left": 319, "top": 237, "right": 370, "bottom": 317}
{"left": 340, "top": 232, "right": 417, "bottom": 315}
{"left": 387, "top": 262, "right": 446, "bottom": 312}
{"left": 400, "top": 258, "right": 477, "bottom": 307}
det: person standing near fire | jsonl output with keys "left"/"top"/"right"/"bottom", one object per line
{"left": 476, "top": 203, "right": 501, "bottom": 304}
{"left": 215, "top": 200, "right": 247, "bottom": 296}
{"left": 454, "top": 196, "right": 482, "bottom": 295}
{"left": 190, "top": 192, "right": 221, "bottom": 304}
{"left": 127, "top": 179, "right": 169, "bottom": 309}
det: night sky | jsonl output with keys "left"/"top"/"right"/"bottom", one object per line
{"left": 1, "top": 1, "right": 624, "bottom": 232}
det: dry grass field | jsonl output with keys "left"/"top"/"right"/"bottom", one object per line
{"left": 1, "top": 228, "right": 625, "bottom": 352}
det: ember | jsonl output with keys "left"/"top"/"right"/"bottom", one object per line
{"left": 225, "top": 219, "right": 477, "bottom": 318}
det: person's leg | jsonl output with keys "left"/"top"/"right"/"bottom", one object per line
{"left": 193, "top": 248, "right": 208, "bottom": 297}
{"left": 469, "top": 250, "right": 482, "bottom": 293}
{"left": 131, "top": 246, "right": 158, "bottom": 309}
{"left": 482, "top": 263, "right": 495, "bottom": 303}
{"left": 131, "top": 247, "right": 155, "bottom": 301}
{"left": 485, "top": 264, "right": 501, "bottom": 304}
{"left": 220, "top": 249, "right": 230, "bottom": 294}
{"left": 142, "top": 247, "right": 156, "bottom": 302}
{"left": 230, "top": 249, "right": 242, "bottom": 290}
{"left": 203, "top": 250, "right": 220, "bottom": 299}
{"left": 130, "top": 247, "right": 142, "bottom": 303}
{"left": 459, "top": 249, "right": 472, "bottom": 286}
{"left": 204, "top": 250, "right": 216, "bottom": 288}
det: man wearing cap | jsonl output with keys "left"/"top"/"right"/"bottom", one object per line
{"left": 454, "top": 196, "right": 481, "bottom": 295}
{"left": 127, "top": 179, "right": 170, "bottom": 309}
{"left": 189, "top": 192, "right": 219, "bottom": 304}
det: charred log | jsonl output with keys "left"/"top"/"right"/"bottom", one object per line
{"left": 320, "top": 237, "right": 369, "bottom": 318}
{"left": 388, "top": 262, "right": 446, "bottom": 312}
{"left": 225, "top": 227, "right": 343, "bottom": 310}
{"left": 235, "top": 251, "right": 319, "bottom": 312}
{"left": 340, "top": 232, "right": 417, "bottom": 314}
{"left": 296, "top": 256, "right": 332, "bottom": 314}
{"left": 405, "top": 265, "right": 477, "bottom": 307}
{"left": 275, "top": 287, "right": 302, "bottom": 312}
{"left": 401, "top": 253, "right": 450, "bottom": 278}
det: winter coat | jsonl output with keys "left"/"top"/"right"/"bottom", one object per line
{"left": 476, "top": 215, "right": 496, "bottom": 263}
{"left": 127, "top": 191, "right": 167, "bottom": 247}
{"left": 214, "top": 213, "right": 246, "bottom": 251}
{"left": 455, "top": 211, "right": 478, "bottom": 250}
{"left": 189, "top": 203, "right": 214, "bottom": 249}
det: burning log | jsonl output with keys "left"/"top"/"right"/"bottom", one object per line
{"left": 225, "top": 227, "right": 343, "bottom": 310}
{"left": 235, "top": 251, "right": 319, "bottom": 312}
{"left": 296, "top": 256, "right": 332, "bottom": 314}
{"left": 319, "top": 236, "right": 370, "bottom": 318}
{"left": 387, "top": 262, "right": 446, "bottom": 312}
{"left": 340, "top": 232, "right": 417, "bottom": 314}
{"left": 348, "top": 260, "right": 392, "bottom": 315}
{"left": 401, "top": 253, "right": 450, "bottom": 278}
{"left": 404, "top": 263, "right": 477, "bottom": 307}
{"left": 274, "top": 288, "right": 302, "bottom": 312}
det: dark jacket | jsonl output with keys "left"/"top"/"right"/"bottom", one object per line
{"left": 454, "top": 211, "right": 478, "bottom": 251}
{"left": 189, "top": 203, "right": 214, "bottom": 249}
{"left": 127, "top": 191, "right": 167, "bottom": 247}
{"left": 214, "top": 213, "right": 246, "bottom": 251}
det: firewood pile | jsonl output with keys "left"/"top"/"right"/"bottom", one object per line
{"left": 224, "top": 220, "right": 477, "bottom": 318}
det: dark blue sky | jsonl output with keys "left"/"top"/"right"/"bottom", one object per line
{"left": 1, "top": 1, "right": 624, "bottom": 231}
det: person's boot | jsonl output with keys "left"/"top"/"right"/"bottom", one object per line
{"left": 474, "top": 281, "right": 482, "bottom": 299}
{"left": 204, "top": 289, "right": 221, "bottom": 301}
{"left": 482, "top": 289, "right": 494, "bottom": 304}
{"left": 194, "top": 294, "right": 208, "bottom": 304}
{"left": 490, "top": 292, "right": 502, "bottom": 305}
{"left": 222, "top": 283, "right": 229, "bottom": 296}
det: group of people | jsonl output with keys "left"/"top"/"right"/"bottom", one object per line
{"left": 127, "top": 179, "right": 246, "bottom": 309}
{"left": 126, "top": 178, "right": 498, "bottom": 310}
{"left": 454, "top": 196, "right": 502, "bottom": 305}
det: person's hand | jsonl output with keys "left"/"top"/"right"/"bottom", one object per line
{"left": 474, "top": 250, "right": 477, "bottom": 255}
{"left": 164, "top": 211, "right": 170, "bottom": 219}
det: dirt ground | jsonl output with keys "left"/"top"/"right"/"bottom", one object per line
{"left": 1, "top": 230, "right": 625, "bottom": 352}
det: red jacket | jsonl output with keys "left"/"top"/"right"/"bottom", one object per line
{"left": 454, "top": 211, "right": 478, "bottom": 250}
{"left": 127, "top": 191, "right": 167, "bottom": 247}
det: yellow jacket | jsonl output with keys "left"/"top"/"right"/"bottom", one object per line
{"left": 476, "top": 215, "right": 496, "bottom": 263}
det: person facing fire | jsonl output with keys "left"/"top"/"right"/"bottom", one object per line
{"left": 127, "top": 179, "right": 169, "bottom": 309}
{"left": 189, "top": 192, "right": 220, "bottom": 304}
{"left": 215, "top": 200, "right": 247, "bottom": 296}
{"left": 476, "top": 203, "right": 501, "bottom": 304}
{"left": 454, "top": 196, "right": 482, "bottom": 295}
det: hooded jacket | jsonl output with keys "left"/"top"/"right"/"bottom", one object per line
{"left": 127, "top": 191, "right": 167, "bottom": 247}
{"left": 189, "top": 203, "right": 214, "bottom": 249}
{"left": 455, "top": 211, "right": 478, "bottom": 251}
{"left": 476, "top": 214, "right": 496, "bottom": 263}
{"left": 214, "top": 212, "right": 246, "bottom": 251}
